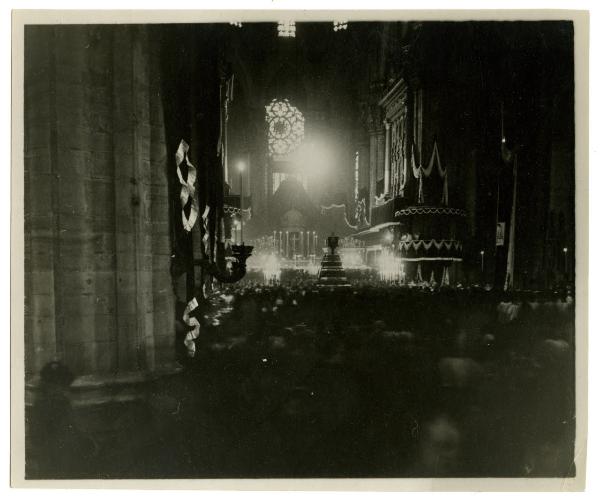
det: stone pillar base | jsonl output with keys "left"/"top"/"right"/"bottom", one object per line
{"left": 26, "top": 363, "right": 183, "bottom": 408}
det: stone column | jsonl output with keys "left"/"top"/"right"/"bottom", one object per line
{"left": 24, "top": 25, "right": 176, "bottom": 396}
{"left": 369, "top": 132, "right": 378, "bottom": 216}
{"left": 365, "top": 97, "right": 385, "bottom": 220}
{"left": 384, "top": 120, "right": 391, "bottom": 196}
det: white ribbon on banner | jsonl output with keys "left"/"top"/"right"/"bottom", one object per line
{"left": 175, "top": 139, "right": 199, "bottom": 232}
{"left": 202, "top": 205, "right": 211, "bottom": 255}
{"left": 182, "top": 297, "right": 201, "bottom": 357}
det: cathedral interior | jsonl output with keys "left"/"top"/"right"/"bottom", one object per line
{"left": 23, "top": 19, "right": 576, "bottom": 479}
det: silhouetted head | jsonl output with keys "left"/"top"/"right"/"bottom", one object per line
{"left": 40, "top": 361, "right": 74, "bottom": 388}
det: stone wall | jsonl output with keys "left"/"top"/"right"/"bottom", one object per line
{"left": 24, "top": 25, "right": 175, "bottom": 380}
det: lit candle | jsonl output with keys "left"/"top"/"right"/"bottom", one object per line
{"left": 306, "top": 230, "right": 310, "bottom": 257}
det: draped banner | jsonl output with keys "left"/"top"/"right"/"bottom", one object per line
{"left": 398, "top": 239, "right": 462, "bottom": 252}
{"left": 160, "top": 25, "right": 225, "bottom": 301}
{"left": 395, "top": 206, "right": 466, "bottom": 217}
{"left": 433, "top": 142, "right": 449, "bottom": 206}
{"left": 320, "top": 203, "right": 360, "bottom": 230}
{"left": 411, "top": 140, "right": 449, "bottom": 205}
{"left": 442, "top": 266, "right": 451, "bottom": 286}
{"left": 175, "top": 139, "right": 199, "bottom": 232}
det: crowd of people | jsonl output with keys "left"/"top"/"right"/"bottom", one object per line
{"left": 168, "top": 278, "right": 575, "bottom": 477}
{"left": 27, "top": 277, "right": 576, "bottom": 478}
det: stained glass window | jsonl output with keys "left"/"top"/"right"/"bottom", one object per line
{"left": 265, "top": 99, "right": 305, "bottom": 158}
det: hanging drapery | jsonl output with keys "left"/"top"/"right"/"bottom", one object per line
{"left": 395, "top": 206, "right": 465, "bottom": 217}
{"left": 319, "top": 203, "right": 360, "bottom": 230}
{"left": 442, "top": 266, "right": 450, "bottom": 286}
{"left": 398, "top": 239, "right": 462, "bottom": 252}
{"left": 374, "top": 193, "right": 388, "bottom": 206}
{"left": 411, "top": 140, "right": 448, "bottom": 205}
{"left": 411, "top": 141, "right": 434, "bottom": 204}
{"left": 176, "top": 139, "right": 200, "bottom": 232}
{"left": 159, "top": 24, "right": 226, "bottom": 298}
{"left": 433, "top": 142, "right": 449, "bottom": 206}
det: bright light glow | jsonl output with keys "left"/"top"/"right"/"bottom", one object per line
{"left": 339, "top": 248, "right": 365, "bottom": 269}
{"left": 277, "top": 20, "right": 296, "bottom": 38}
{"left": 237, "top": 161, "right": 245, "bottom": 172}
{"left": 480, "top": 250, "right": 485, "bottom": 255}
{"left": 384, "top": 231, "right": 394, "bottom": 243}
{"left": 293, "top": 141, "right": 333, "bottom": 179}
{"left": 333, "top": 21, "right": 348, "bottom": 31}
{"left": 563, "top": 247, "right": 568, "bottom": 253}
{"left": 378, "top": 248, "right": 403, "bottom": 283}
{"left": 262, "top": 254, "right": 281, "bottom": 284}
{"left": 306, "top": 260, "right": 319, "bottom": 276}
{"left": 229, "top": 22, "right": 242, "bottom": 28}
